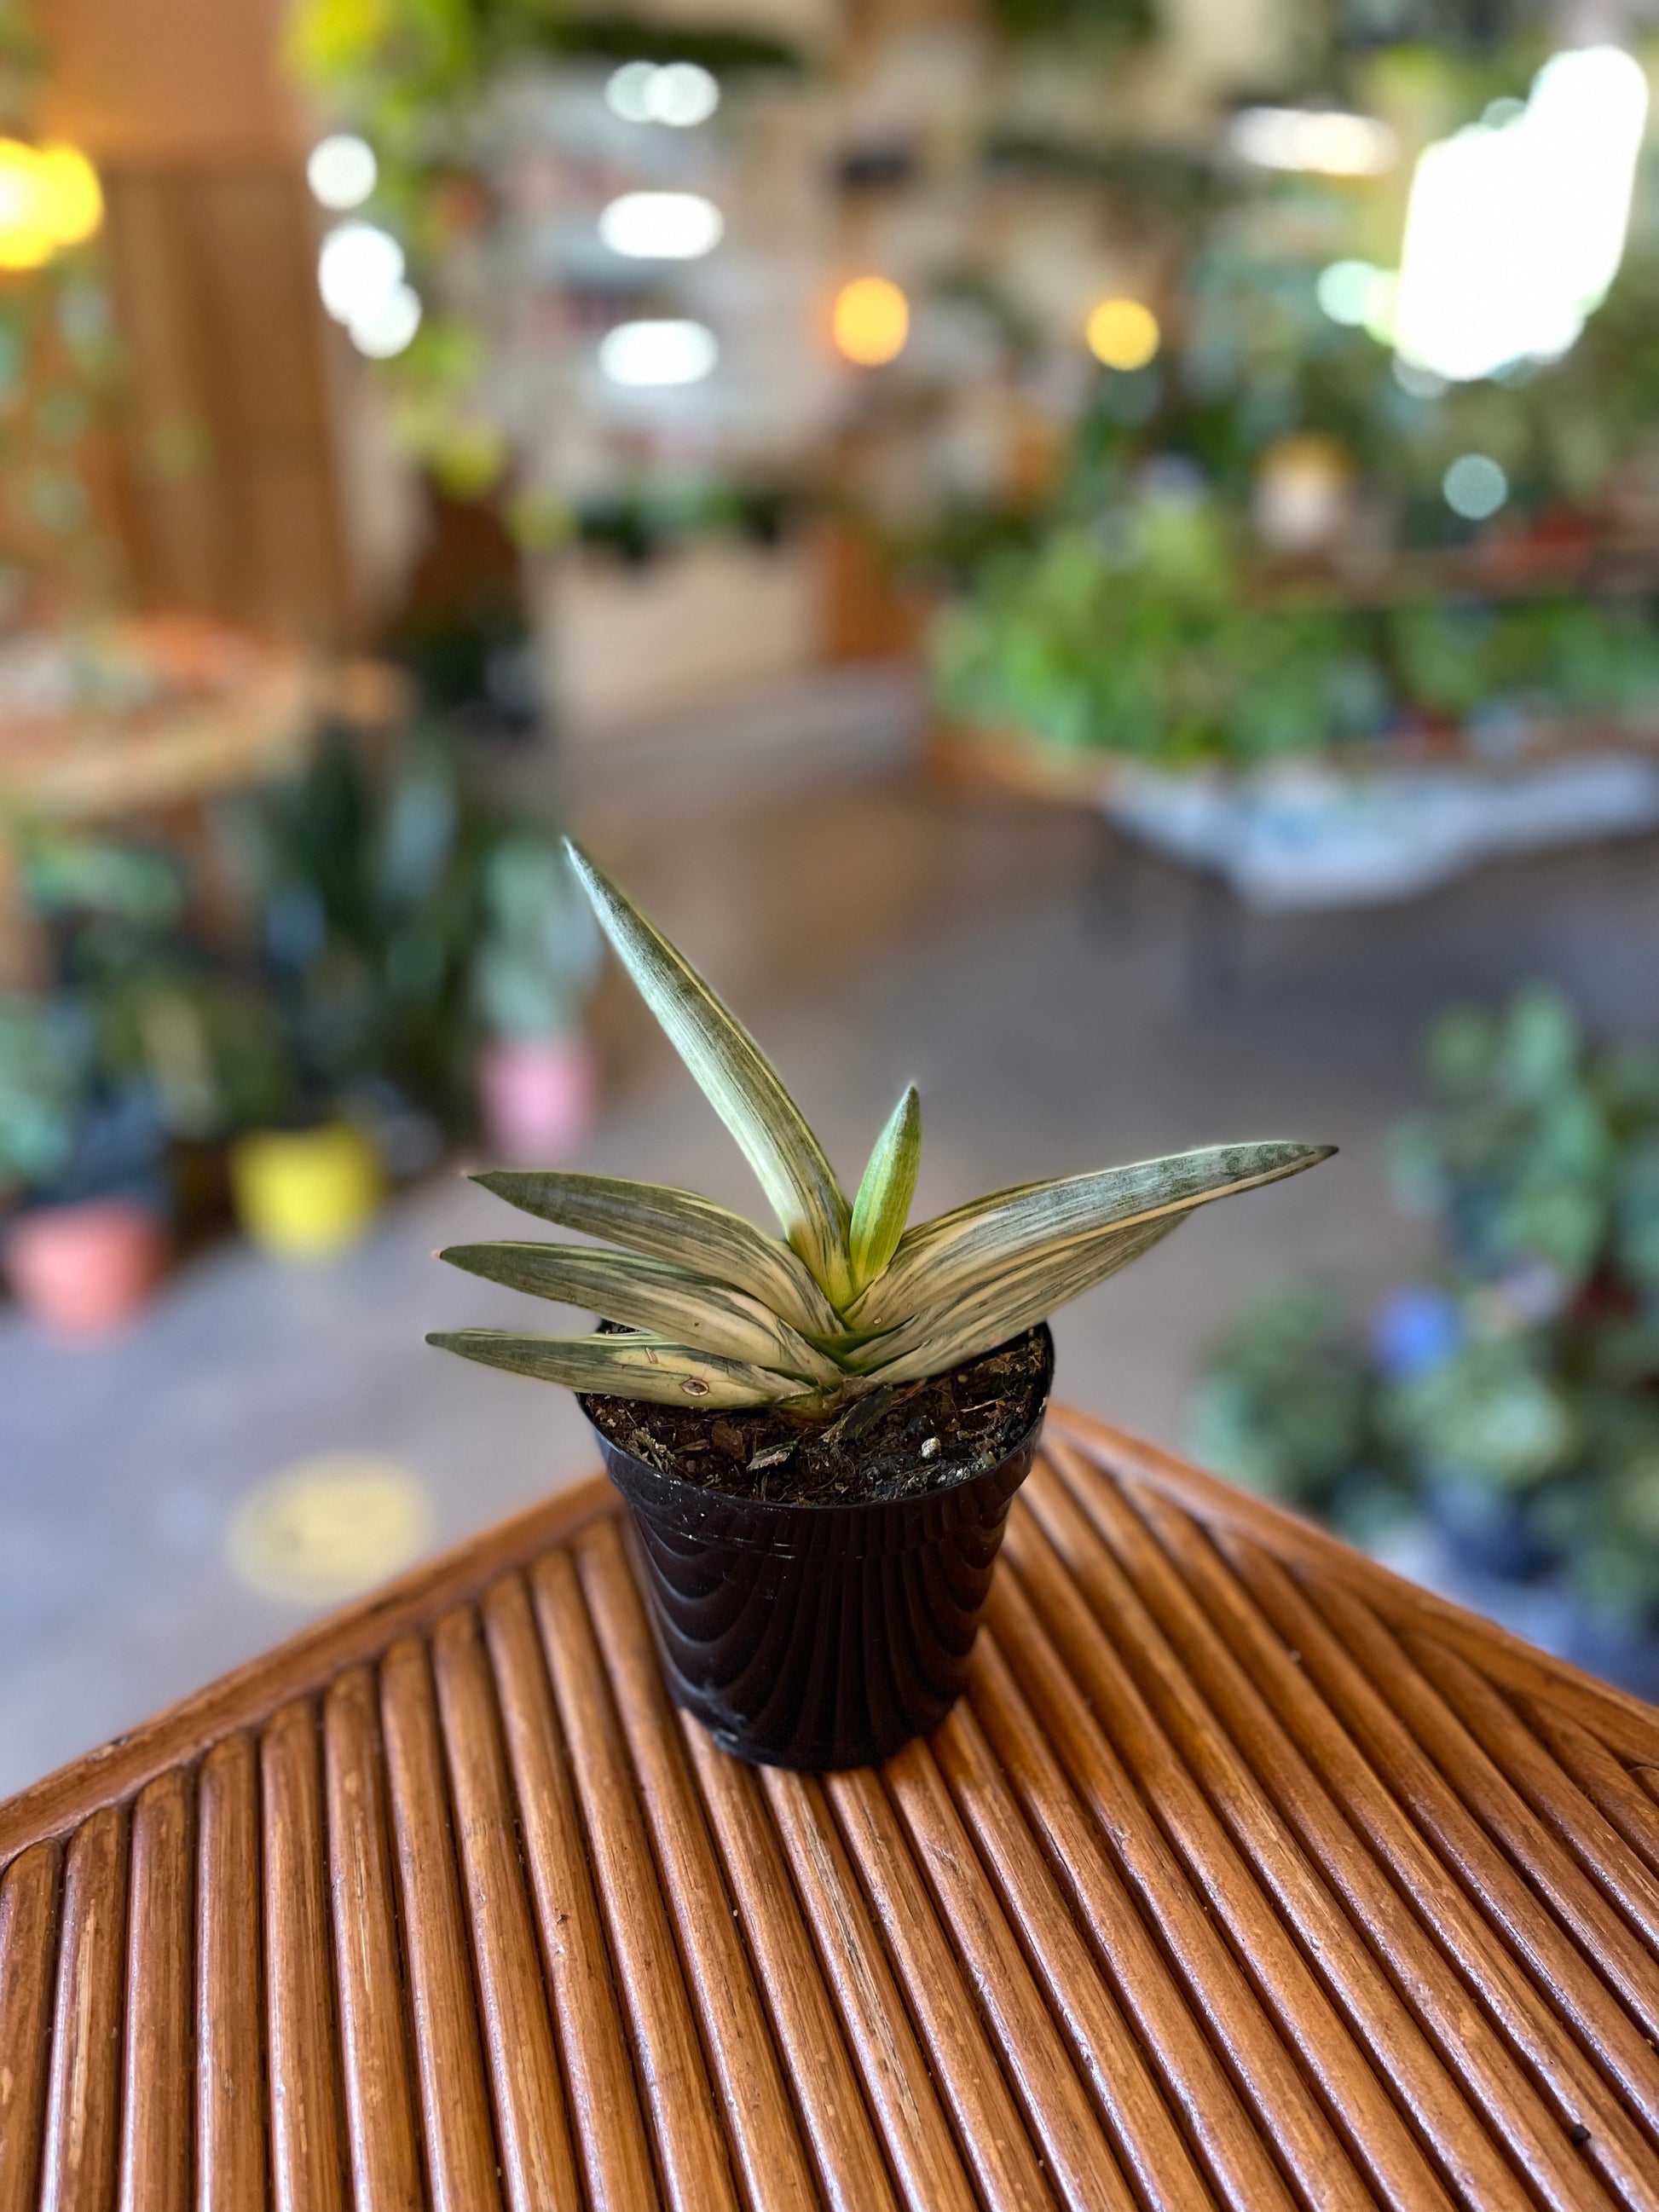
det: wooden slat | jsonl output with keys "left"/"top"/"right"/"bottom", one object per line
{"left": 1404, "top": 1634, "right": 1659, "bottom": 1952}
{"left": 980, "top": 1578, "right": 1367, "bottom": 2212}
{"left": 966, "top": 1630, "right": 1300, "bottom": 2212}
{"left": 40, "top": 1805, "right": 128, "bottom": 2212}
{"left": 196, "top": 1736, "right": 266, "bottom": 2212}
{"left": 379, "top": 1636, "right": 504, "bottom": 2212}
{"left": 1003, "top": 1501, "right": 1463, "bottom": 2212}
{"left": 1297, "top": 1580, "right": 1659, "bottom": 2043}
{"left": 1111, "top": 1478, "right": 1659, "bottom": 2205}
{"left": 5, "top": 1412, "right": 1659, "bottom": 2212}
{"left": 482, "top": 1573, "right": 659, "bottom": 2212}
{"left": 881, "top": 1735, "right": 1136, "bottom": 2212}
{"left": 679, "top": 1716, "right": 900, "bottom": 2212}
{"left": 573, "top": 1520, "right": 820, "bottom": 2212}
{"left": 1521, "top": 1699, "right": 1659, "bottom": 1882}
{"left": 1219, "top": 1531, "right": 1659, "bottom": 2151}
{"left": 1047, "top": 1408, "right": 1659, "bottom": 1765}
{"left": 0, "top": 1841, "right": 61, "bottom": 2212}
{"left": 760, "top": 1766, "right": 979, "bottom": 2212}
{"left": 261, "top": 1702, "right": 348, "bottom": 2212}
{"left": 118, "top": 1770, "right": 194, "bottom": 2212}
{"left": 825, "top": 1765, "right": 1060, "bottom": 2212}
{"left": 321, "top": 1670, "right": 423, "bottom": 2212}
{"left": 431, "top": 1607, "right": 582, "bottom": 2212}
{"left": 1051, "top": 1447, "right": 1635, "bottom": 2212}
{"left": 0, "top": 1477, "right": 620, "bottom": 1868}
{"left": 930, "top": 1698, "right": 1223, "bottom": 2212}
{"left": 530, "top": 1547, "right": 738, "bottom": 2212}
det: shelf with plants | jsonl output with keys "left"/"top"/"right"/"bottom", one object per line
{"left": 927, "top": 23, "right": 1659, "bottom": 897}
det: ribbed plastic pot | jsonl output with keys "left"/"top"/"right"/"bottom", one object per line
{"left": 584, "top": 1325, "right": 1052, "bottom": 1771}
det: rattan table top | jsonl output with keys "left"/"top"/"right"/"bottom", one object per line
{"left": 4, "top": 1406, "right": 1659, "bottom": 2212}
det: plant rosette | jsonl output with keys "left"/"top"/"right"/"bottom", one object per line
{"left": 430, "top": 845, "right": 1332, "bottom": 1767}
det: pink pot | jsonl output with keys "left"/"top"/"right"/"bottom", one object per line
{"left": 477, "top": 1035, "right": 600, "bottom": 1166}
{"left": 3, "top": 1198, "right": 170, "bottom": 1337}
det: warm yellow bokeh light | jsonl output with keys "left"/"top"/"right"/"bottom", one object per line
{"left": 833, "top": 275, "right": 909, "bottom": 367}
{"left": 1085, "top": 296, "right": 1160, "bottom": 371}
{"left": 0, "top": 141, "right": 103, "bottom": 271}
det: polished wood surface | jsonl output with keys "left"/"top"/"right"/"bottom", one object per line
{"left": 5, "top": 1406, "right": 1659, "bottom": 2209}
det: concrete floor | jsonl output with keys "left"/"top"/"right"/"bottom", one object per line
{"left": 6, "top": 670, "right": 1659, "bottom": 1797}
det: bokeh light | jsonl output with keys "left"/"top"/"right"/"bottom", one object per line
{"left": 598, "top": 191, "right": 724, "bottom": 261}
{"left": 604, "top": 60, "right": 720, "bottom": 128}
{"left": 599, "top": 318, "right": 719, "bottom": 386}
{"left": 307, "top": 133, "right": 377, "bottom": 211}
{"left": 832, "top": 277, "right": 909, "bottom": 367}
{"left": 1442, "top": 453, "right": 1508, "bottom": 519}
{"left": 1228, "top": 107, "right": 1397, "bottom": 177}
{"left": 1085, "top": 297, "right": 1159, "bottom": 371}
{"left": 0, "top": 141, "right": 102, "bottom": 269}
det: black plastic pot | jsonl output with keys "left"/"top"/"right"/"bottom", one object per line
{"left": 585, "top": 1326, "right": 1053, "bottom": 1771}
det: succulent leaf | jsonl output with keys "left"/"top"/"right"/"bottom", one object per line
{"left": 851, "top": 1213, "right": 1184, "bottom": 1383}
{"left": 424, "top": 1328, "right": 810, "bottom": 1406}
{"left": 437, "top": 1242, "right": 843, "bottom": 1383}
{"left": 848, "top": 1084, "right": 921, "bottom": 1297}
{"left": 468, "top": 1170, "right": 841, "bottom": 1338}
{"left": 847, "top": 1141, "right": 1334, "bottom": 1330}
{"left": 565, "top": 843, "right": 853, "bottom": 1303}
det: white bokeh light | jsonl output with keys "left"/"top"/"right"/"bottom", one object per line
{"left": 598, "top": 318, "right": 718, "bottom": 386}
{"left": 318, "top": 221, "right": 404, "bottom": 325}
{"left": 1228, "top": 107, "right": 1397, "bottom": 176}
{"left": 1442, "top": 453, "right": 1509, "bottom": 519}
{"left": 1392, "top": 45, "right": 1649, "bottom": 383}
{"left": 307, "top": 134, "right": 378, "bottom": 212}
{"left": 604, "top": 59, "right": 720, "bottom": 128}
{"left": 350, "top": 280, "right": 422, "bottom": 359}
{"left": 598, "top": 191, "right": 723, "bottom": 260}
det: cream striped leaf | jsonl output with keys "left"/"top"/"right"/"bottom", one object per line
{"left": 425, "top": 1329, "right": 811, "bottom": 1407}
{"left": 438, "top": 1243, "right": 844, "bottom": 1384}
{"left": 468, "top": 1170, "right": 841, "bottom": 1338}
{"left": 850, "top": 1213, "right": 1184, "bottom": 1383}
{"left": 566, "top": 844, "right": 853, "bottom": 1305}
{"left": 847, "top": 1140, "right": 1333, "bottom": 1330}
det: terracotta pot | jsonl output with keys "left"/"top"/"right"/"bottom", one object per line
{"left": 231, "top": 1123, "right": 382, "bottom": 1263}
{"left": 585, "top": 1326, "right": 1054, "bottom": 1771}
{"left": 3, "top": 1198, "right": 170, "bottom": 1337}
{"left": 477, "top": 1034, "right": 599, "bottom": 1165}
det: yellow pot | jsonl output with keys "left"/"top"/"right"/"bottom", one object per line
{"left": 231, "top": 1123, "right": 382, "bottom": 1263}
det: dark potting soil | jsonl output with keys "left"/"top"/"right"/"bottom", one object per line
{"left": 581, "top": 1326, "right": 1049, "bottom": 1505}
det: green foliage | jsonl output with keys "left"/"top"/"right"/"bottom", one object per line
{"left": 0, "top": 992, "right": 91, "bottom": 1195}
{"left": 933, "top": 493, "right": 1389, "bottom": 766}
{"left": 1195, "top": 984, "right": 1659, "bottom": 1628}
{"left": 431, "top": 849, "right": 1333, "bottom": 1409}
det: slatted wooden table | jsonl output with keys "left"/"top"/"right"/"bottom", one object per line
{"left": 6, "top": 1407, "right": 1659, "bottom": 2212}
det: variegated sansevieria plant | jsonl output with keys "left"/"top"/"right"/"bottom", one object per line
{"left": 429, "top": 845, "right": 1335, "bottom": 1413}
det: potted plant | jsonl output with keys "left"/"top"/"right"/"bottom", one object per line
{"left": 471, "top": 833, "right": 604, "bottom": 1164}
{"left": 430, "top": 845, "right": 1332, "bottom": 1768}
{"left": 0, "top": 993, "right": 171, "bottom": 1336}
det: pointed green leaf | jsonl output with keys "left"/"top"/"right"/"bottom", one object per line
{"left": 855, "top": 1214, "right": 1184, "bottom": 1384}
{"left": 565, "top": 842, "right": 853, "bottom": 1302}
{"left": 847, "top": 1141, "right": 1335, "bottom": 1330}
{"left": 848, "top": 1084, "right": 920, "bottom": 1297}
{"left": 438, "top": 1243, "right": 845, "bottom": 1384}
{"left": 470, "top": 1170, "right": 841, "bottom": 1337}
{"left": 426, "top": 1329, "right": 810, "bottom": 1407}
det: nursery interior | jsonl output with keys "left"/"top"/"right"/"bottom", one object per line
{"left": 7, "top": 0, "right": 1659, "bottom": 1791}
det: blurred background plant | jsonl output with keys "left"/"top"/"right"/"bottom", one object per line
{"left": 1192, "top": 985, "right": 1659, "bottom": 1676}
